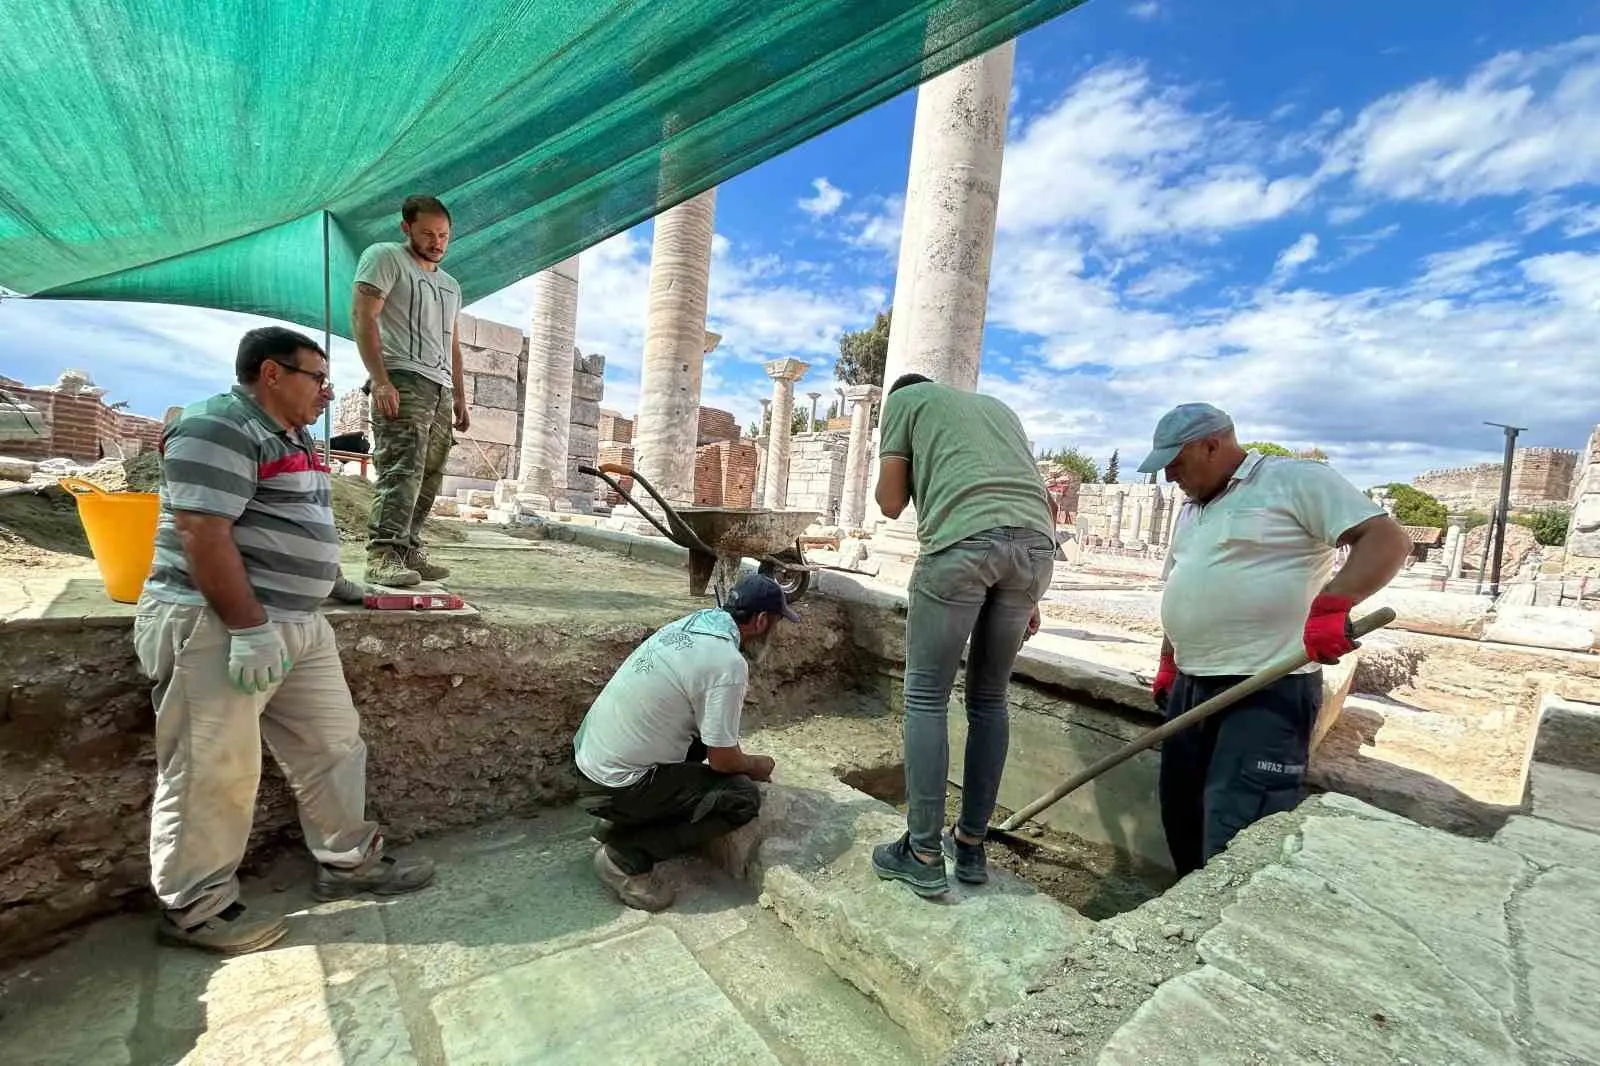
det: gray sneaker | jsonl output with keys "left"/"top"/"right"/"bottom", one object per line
{"left": 156, "top": 901, "right": 288, "bottom": 955}
{"left": 314, "top": 854, "right": 436, "bottom": 901}
{"left": 404, "top": 547, "right": 451, "bottom": 582}
{"left": 942, "top": 829, "right": 989, "bottom": 885}
{"left": 593, "top": 846, "right": 675, "bottom": 912}
{"left": 365, "top": 549, "right": 421, "bottom": 587}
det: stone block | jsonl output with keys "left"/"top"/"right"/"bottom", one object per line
{"left": 460, "top": 345, "right": 519, "bottom": 379}
{"left": 572, "top": 372, "right": 604, "bottom": 404}
{"left": 1311, "top": 653, "right": 1359, "bottom": 756}
{"left": 1484, "top": 605, "right": 1600, "bottom": 651}
{"left": 473, "top": 318, "right": 525, "bottom": 356}
{"left": 1368, "top": 588, "right": 1488, "bottom": 640}
{"left": 1526, "top": 762, "right": 1600, "bottom": 834}
{"left": 493, "top": 479, "right": 520, "bottom": 509}
{"left": 459, "top": 405, "right": 519, "bottom": 447}
{"left": 470, "top": 373, "right": 520, "bottom": 411}
{"left": 444, "top": 440, "right": 509, "bottom": 480}
{"left": 456, "top": 313, "right": 479, "bottom": 347}
{"left": 1532, "top": 694, "right": 1600, "bottom": 773}
{"left": 0, "top": 456, "right": 39, "bottom": 480}
{"left": 570, "top": 397, "right": 601, "bottom": 427}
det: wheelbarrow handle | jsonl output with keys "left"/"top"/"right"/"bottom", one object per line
{"left": 576, "top": 463, "right": 718, "bottom": 558}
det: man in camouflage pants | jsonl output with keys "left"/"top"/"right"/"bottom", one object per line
{"left": 352, "top": 194, "right": 471, "bottom": 587}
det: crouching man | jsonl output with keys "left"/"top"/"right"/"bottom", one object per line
{"left": 573, "top": 574, "right": 795, "bottom": 911}
{"left": 135, "top": 326, "right": 434, "bottom": 955}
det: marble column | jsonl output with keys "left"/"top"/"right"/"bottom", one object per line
{"left": 1129, "top": 496, "right": 1145, "bottom": 547}
{"left": 1444, "top": 516, "right": 1467, "bottom": 579}
{"left": 635, "top": 188, "right": 717, "bottom": 505}
{"left": 1109, "top": 490, "right": 1127, "bottom": 548}
{"left": 840, "top": 384, "right": 882, "bottom": 529}
{"left": 1166, "top": 488, "right": 1185, "bottom": 545}
{"left": 806, "top": 392, "right": 821, "bottom": 434}
{"left": 758, "top": 398, "right": 771, "bottom": 436}
{"left": 517, "top": 256, "right": 580, "bottom": 509}
{"left": 763, "top": 358, "right": 809, "bottom": 509}
{"left": 867, "top": 39, "right": 1014, "bottom": 563}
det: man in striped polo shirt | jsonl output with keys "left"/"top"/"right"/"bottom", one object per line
{"left": 135, "top": 326, "right": 434, "bottom": 954}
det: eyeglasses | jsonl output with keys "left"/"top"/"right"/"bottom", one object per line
{"left": 269, "top": 358, "right": 332, "bottom": 390}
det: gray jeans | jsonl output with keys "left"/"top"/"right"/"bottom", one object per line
{"left": 902, "top": 527, "right": 1055, "bottom": 855}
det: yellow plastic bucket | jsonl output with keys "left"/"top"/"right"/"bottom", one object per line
{"left": 59, "top": 476, "right": 161, "bottom": 604}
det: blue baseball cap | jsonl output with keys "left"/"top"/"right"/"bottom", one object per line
{"left": 725, "top": 573, "right": 801, "bottom": 622}
{"left": 1137, "top": 403, "right": 1235, "bottom": 473}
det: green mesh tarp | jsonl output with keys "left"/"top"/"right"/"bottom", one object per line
{"left": 0, "top": 1, "right": 1083, "bottom": 338}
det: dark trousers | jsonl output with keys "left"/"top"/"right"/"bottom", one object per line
{"left": 575, "top": 740, "right": 761, "bottom": 875}
{"left": 1159, "top": 670, "right": 1321, "bottom": 876}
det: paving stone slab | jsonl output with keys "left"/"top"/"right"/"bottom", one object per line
{"left": 1511, "top": 865, "right": 1600, "bottom": 1063}
{"left": 1526, "top": 762, "right": 1600, "bottom": 834}
{"left": 694, "top": 914, "right": 927, "bottom": 1066}
{"left": 429, "top": 924, "right": 779, "bottom": 1065}
{"left": 1493, "top": 814, "right": 1600, "bottom": 871}
{"left": 1097, "top": 965, "right": 1395, "bottom": 1066}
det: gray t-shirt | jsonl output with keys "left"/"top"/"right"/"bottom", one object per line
{"left": 354, "top": 242, "right": 462, "bottom": 388}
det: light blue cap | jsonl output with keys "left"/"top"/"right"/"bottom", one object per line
{"left": 1136, "top": 403, "right": 1234, "bottom": 473}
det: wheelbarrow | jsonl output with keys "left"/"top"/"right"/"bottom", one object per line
{"left": 577, "top": 463, "right": 820, "bottom": 603}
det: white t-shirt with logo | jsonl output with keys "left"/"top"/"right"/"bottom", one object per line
{"left": 574, "top": 610, "right": 748, "bottom": 788}
{"left": 1161, "top": 452, "right": 1384, "bottom": 677}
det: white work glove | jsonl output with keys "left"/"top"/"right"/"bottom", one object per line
{"left": 228, "top": 623, "right": 291, "bottom": 694}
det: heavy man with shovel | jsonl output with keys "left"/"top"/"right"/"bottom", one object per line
{"left": 1140, "top": 404, "right": 1410, "bottom": 875}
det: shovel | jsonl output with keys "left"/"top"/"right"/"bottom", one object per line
{"left": 985, "top": 606, "right": 1397, "bottom": 851}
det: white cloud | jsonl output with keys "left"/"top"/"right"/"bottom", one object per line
{"left": 797, "top": 177, "right": 847, "bottom": 219}
{"left": 840, "top": 194, "right": 904, "bottom": 255}
{"left": 1328, "top": 36, "right": 1600, "bottom": 202}
{"left": 1518, "top": 195, "right": 1600, "bottom": 238}
{"left": 1128, "top": 1, "right": 1160, "bottom": 19}
{"left": 998, "top": 63, "right": 1317, "bottom": 242}
{"left": 1270, "top": 233, "right": 1320, "bottom": 282}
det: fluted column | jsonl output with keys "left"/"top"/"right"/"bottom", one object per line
{"left": 763, "top": 358, "right": 809, "bottom": 509}
{"left": 517, "top": 256, "right": 580, "bottom": 508}
{"left": 840, "top": 384, "right": 882, "bottom": 529}
{"left": 635, "top": 188, "right": 717, "bottom": 505}
{"left": 1109, "top": 490, "right": 1126, "bottom": 547}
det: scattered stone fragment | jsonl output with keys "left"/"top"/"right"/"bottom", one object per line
{"left": 1161, "top": 923, "right": 1184, "bottom": 940}
{"left": 1027, "top": 825, "right": 1044, "bottom": 837}
{"left": 994, "top": 1044, "right": 1023, "bottom": 1066}
{"left": 1048, "top": 1019, "right": 1079, "bottom": 1036}
{"left": 984, "top": 1010, "right": 1002, "bottom": 1029}
{"left": 1110, "top": 927, "right": 1138, "bottom": 953}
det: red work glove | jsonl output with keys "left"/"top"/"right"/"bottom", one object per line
{"left": 1152, "top": 651, "right": 1178, "bottom": 709}
{"left": 1304, "top": 593, "right": 1358, "bottom": 664}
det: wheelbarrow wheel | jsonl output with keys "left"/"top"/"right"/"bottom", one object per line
{"left": 758, "top": 558, "right": 810, "bottom": 600}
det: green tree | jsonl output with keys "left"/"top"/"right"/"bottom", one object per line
{"left": 836, "top": 309, "right": 891, "bottom": 387}
{"left": 1382, "top": 483, "right": 1447, "bottom": 529}
{"left": 1105, "top": 449, "right": 1120, "bottom": 485}
{"left": 1038, "top": 446, "right": 1099, "bottom": 483}
{"left": 1243, "top": 440, "right": 1328, "bottom": 462}
{"left": 1513, "top": 506, "right": 1570, "bottom": 546}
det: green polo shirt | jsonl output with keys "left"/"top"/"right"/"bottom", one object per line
{"left": 878, "top": 382, "right": 1054, "bottom": 555}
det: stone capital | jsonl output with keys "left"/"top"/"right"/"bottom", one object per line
{"left": 844, "top": 384, "right": 882, "bottom": 405}
{"left": 805, "top": 391, "right": 822, "bottom": 401}
{"left": 703, "top": 331, "right": 722, "bottom": 355}
{"left": 764, "top": 357, "right": 810, "bottom": 383}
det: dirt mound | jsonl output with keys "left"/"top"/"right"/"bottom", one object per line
{"left": 121, "top": 451, "right": 162, "bottom": 493}
{"left": 330, "top": 475, "right": 463, "bottom": 544}
{"left": 1461, "top": 522, "right": 1538, "bottom": 578}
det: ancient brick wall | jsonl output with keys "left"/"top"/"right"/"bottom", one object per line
{"left": 334, "top": 388, "right": 370, "bottom": 437}
{"left": 693, "top": 439, "right": 758, "bottom": 508}
{"left": 0, "top": 372, "right": 162, "bottom": 462}
{"left": 1413, "top": 448, "right": 1579, "bottom": 512}
{"left": 696, "top": 406, "right": 739, "bottom": 446}
{"left": 597, "top": 443, "right": 635, "bottom": 505}
{"left": 598, "top": 410, "right": 633, "bottom": 445}
{"left": 1564, "top": 424, "right": 1600, "bottom": 581}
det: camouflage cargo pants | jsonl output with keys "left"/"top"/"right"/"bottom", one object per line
{"left": 368, "top": 370, "right": 455, "bottom": 553}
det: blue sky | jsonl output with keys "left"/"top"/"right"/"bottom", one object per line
{"left": 3, "top": 1, "right": 1598, "bottom": 489}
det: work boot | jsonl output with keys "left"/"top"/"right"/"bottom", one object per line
{"left": 593, "top": 846, "right": 674, "bottom": 912}
{"left": 942, "top": 829, "right": 989, "bottom": 885}
{"left": 314, "top": 853, "right": 436, "bottom": 901}
{"left": 156, "top": 901, "right": 288, "bottom": 955}
{"left": 871, "top": 833, "right": 949, "bottom": 898}
{"left": 365, "top": 549, "right": 421, "bottom": 588}
{"left": 404, "top": 547, "right": 451, "bottom": 582}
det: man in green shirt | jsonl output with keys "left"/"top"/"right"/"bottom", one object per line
{"left": 869, "top": 374, "right": 1056, "bottom": 897}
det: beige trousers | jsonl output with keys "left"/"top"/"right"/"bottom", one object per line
{"left": 133, "top": 602, "right": 379, "bottom": 926}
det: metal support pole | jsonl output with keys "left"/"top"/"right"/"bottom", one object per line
{"left": 1473, "top": 505, "right": 1496, "bottom": 597}
{"left": 322, "top": 211, "right": 333, "bottom": 468}
{"left": 1484, "top": 421, "right": 1524, "bottom": 599}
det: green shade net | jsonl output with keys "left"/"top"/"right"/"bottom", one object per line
{"left": 0, "top": 1, "right": 1084, "bottom": 338}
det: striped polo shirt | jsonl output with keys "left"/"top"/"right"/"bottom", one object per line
{"left": 141, "top": 386, "right": 340, "bottom": 620}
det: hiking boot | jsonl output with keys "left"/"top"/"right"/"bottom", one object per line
{"left": 314, "top": 853, "right": 436, "bottom": 901}
{"left": 871, "top": 833, "right": 949, "bottom": 898}
{"left": 404, "top": 547, "right": 450, "bottom": 582}
{"left": 942, "top": 829, "right": 989, "bottom": 885}
{"left": 156, "top": 901, "right": 288, "bottom": 955}
{"left": 365, "top": 549, "right": 421, "bottom": 587}
{"left": 593, "top": 846, "right": 675, "bottom": 912}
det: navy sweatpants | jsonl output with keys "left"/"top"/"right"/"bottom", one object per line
{"left": 1158, "top": 670, "right": 1321, "bottom": 876}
